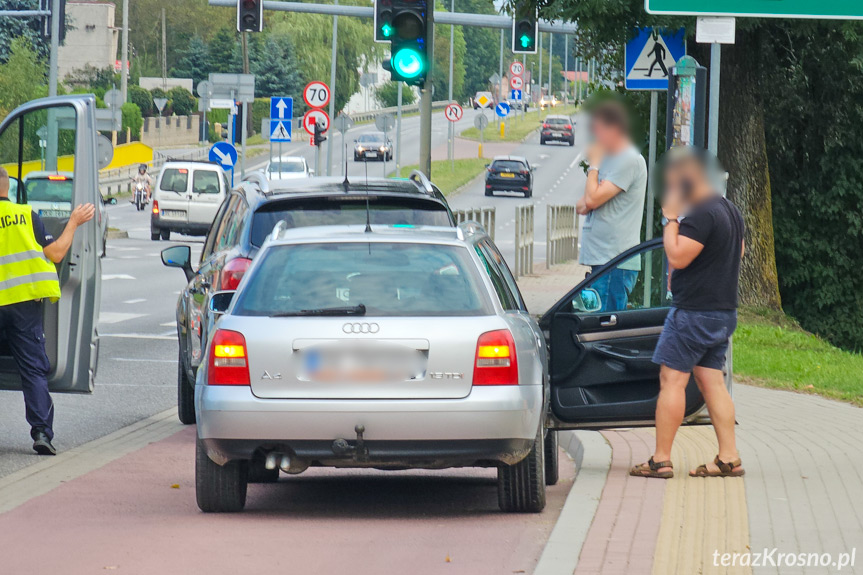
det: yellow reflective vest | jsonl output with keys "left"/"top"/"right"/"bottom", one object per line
{"left": 0, "top": 201, "right": 61, "bottom": 306}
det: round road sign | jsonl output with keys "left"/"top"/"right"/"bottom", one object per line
{"left": 303, "top": 81, "right": 331, "bottom": 109}
{"left": 510, "top": 61, "right": 524, "bottom": 76}
{"left": 444, "top": 103, "right": 463, "bottom": 122}
{"left": 474, "top": 113, "right": 488, "bottom": 131}
{"left": 303, "top": 109, "right": 331, "bottom": 135}
{"left": 375, "top": 114, "right": 396, "bottom": 132}
{"left": 510, "top": 76, "right": 524, "bottom": 91}
{"left": 333, "top": 113, "right": 354, "bottom": 133}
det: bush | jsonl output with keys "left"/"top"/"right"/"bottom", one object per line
{"left": 375, "top": 81, "right": 415, "bottom": 108}
{"left": 121, "top": 102, "right": 143, "bottom": 139}
{"left": 168, "top": 86, "right": 195, "bottom": 116}
{"left": 129, "top": 85, "right": 153, "bottom": 116}
{"left": 251, "top": 98, "right": 269, "bottom": 133}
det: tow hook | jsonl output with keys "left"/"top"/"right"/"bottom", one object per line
{"left": 331, "top": 424, "right": 369, "bottom": 462}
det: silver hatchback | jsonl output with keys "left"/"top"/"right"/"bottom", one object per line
{"left": 195, "top": 223, "right": 548, "bottom": 513}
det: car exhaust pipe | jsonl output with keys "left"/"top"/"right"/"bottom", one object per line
{"left": 279, "top": 454, "right": 291, "bottom": 472}
{"left": 265, "top": 452, "right": 279, "bottom": 470}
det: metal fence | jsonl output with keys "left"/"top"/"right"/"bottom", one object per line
{"left": 453, "top": 207, "right": 495, "bottom": 240}
{"left": 546, "top": 204, "right": 578, "bottom": 268}
{"left": 514, "top": 204, "right": 534, "bottom": 278}
{"left": 99, "top": 147, "right": 210, "bottom": 197}
{"left": 350, "top": 100, "right": 451, "bottom": 124}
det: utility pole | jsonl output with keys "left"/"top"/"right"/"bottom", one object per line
{"left": 498, "top": 29, "right": 503, "bottom": 101}
{"left": 121, "top": 0, "right": 129, "bottom": 103}
{"left": 708, "top": 43, "right": 721, "bottom": 156}
{"left": 447, "top": 0, "right": 454, "bottom": 169}
{"left": 396, "top": 82, "right": 402, "bottom": 176}
{"left": 418, "top": 0, "right": 434, "bottom": 177}
{"left": 240, "top": 33, "right": 250, "bottom": 178}
{"left": 47, "top": 0, "right": 61, "bottom": 171}
{"left": 548, "top": 33, "right": 552, "bottom": 98}
{"left": 327, "top": 0, "right": 338, "bottom": 176}
{"left": 537, "top": 32, "right": 542, "bottom": 118}
{"left": 563, "top": 34, "right": 568, "bottom": 102}
{"left": 161, "top": 8, "right": 167, "bottom": 88}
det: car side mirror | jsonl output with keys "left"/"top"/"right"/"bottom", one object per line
{"left": 161, "top": 245, "right": 195, "bottom": 282}
{"left": 309, "top": 169, "right": 315, "bottom": 175}
{"left": 572, "top": 288, "right": 602, "bottom": 313}
{"left": 208, "top": 290, "right": 235, "bottom": 316}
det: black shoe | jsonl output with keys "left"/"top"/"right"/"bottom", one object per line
{"left": 32, "top": 432, "right": 57, "bottom": 456}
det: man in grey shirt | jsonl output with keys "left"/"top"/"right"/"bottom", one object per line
{"left": 577, "top": 100, "right": 648, "bottom": 311}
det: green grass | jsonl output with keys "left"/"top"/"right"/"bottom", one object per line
{"left": 460, "top": 105, "right": 578, "bottom": 143}
{"left": 735, "top": 308, "right": 863, "bottom": 406}
{"left": 392, "top": 157, "right": 488, "bottom": 195}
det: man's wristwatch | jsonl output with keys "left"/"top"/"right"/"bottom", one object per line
{"left": 587, "top": 166, "right": 599, "bottom": 173}
{"left": 661, "top": 215, "right": 679, "bottom": 226}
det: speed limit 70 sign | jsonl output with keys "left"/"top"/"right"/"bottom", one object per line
{"left": 510, "top": 61, "right": 524, "bottom": 76}
{"left": 303, "top": 81, "right": 331, "bottom": 109}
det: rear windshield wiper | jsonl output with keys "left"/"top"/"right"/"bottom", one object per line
{"left": 271, "top": 304, "right": 366, "bottom": 317}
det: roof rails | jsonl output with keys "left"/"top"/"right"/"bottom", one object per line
{"left": 243, "top": 170, "right": 269, "bottom": 193}
{"left": 408, "top": 170, "right": 434, "bottom": 195}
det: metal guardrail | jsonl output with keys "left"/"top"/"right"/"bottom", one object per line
{"left": 546, "top": 204, "right": 578, "bottom": 268}
{"left": 514, "top": 204, "right": 534, "bottom": 278}
{"left": 453, "top": 207, "right": 495, "bottom": 240}
{"left": 99, "top": 147, "right": 210, "bottom": 196}
{"left": 350, "top": 100, "right": 450, "bottom": 124}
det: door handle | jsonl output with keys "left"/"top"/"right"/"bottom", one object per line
{"left": 600, "top": 314, "right": 618, "bottom": 327}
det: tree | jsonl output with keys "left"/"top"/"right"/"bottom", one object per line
{"left": 168, "top": 86, "right": 195, "bottom": 116}
{"left": 432, "top": 4, "right": 468, "bottom": 103}
{"left": 172, "top": 36, "right": 209, "bottom": 85}
{"left": 62, "top": 65, "right": 117, "bottom": 92}
{"left": 375, "top": 81, "right": 416, "bottom": 108}
{"left": 249, "top": 34, "right": 302, "bottom": 98}
{"left": 121, "top": 102, "right": 143, "bottom": 139}
{"left": 0, "top": 0, "right": 51, "bottom": 64}
{"left": 543, "top": 0, "right": 781, "bottom": 308}
{"left": 456, "top": 0, "right": 501, "bottom": 101}
{"left": 0, "top": 37, "right": 46, "bottom": 115}
{"left": 129, "top": 85, "right": 154, "bottom": 116}
{"left": 207, "top": 27, "right": 238, "bottom": 74}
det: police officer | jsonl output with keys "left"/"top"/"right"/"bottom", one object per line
{"left": 0, "top": 166, "right": 94, "bottom": 455}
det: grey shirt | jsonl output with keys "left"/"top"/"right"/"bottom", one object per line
{"left": 579, "top": 145, "right": 647, "bottom": 270}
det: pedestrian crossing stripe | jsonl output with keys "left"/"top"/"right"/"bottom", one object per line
{"left": 270, "top": 120, "right": 291, "bottom": 142}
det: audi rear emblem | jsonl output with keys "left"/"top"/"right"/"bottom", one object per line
{"left": 343, "top": 322, "right": 380, "bottom": 334}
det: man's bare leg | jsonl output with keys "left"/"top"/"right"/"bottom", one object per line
{"left": 690, "top": 365, "right": 742, "bottom": 475}
{"left": 652, "top": 365, "right": 691, "bottom": 471}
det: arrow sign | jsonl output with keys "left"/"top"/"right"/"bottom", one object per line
{"left": 510, "top": 89, "right": 523, "bottom": 101}
{"left": 270, "top": 96, "right": 293, "bottom": 121}
{"left": 495, "top": 102, "right": 511, "bottom": 117}
{"left": 209, "top": 141, "right": 238, "bottom": 169}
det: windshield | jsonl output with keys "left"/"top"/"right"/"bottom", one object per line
{"left": 25, "top": 177, "right": 73, "bottom": 205}
{"left": 358, "top": 133, "right": 384, "bottom": 143}
{"left": 491, "top": 160, "right": 525, "bottom": 172}
{"left": 268, "top": 160, "right": 305, "bottom": 173}
{"left": 234, "top": 242, "right": 493, "bottom": 317}
{"left": 250, "top": 197, "right": 452, "bottom": 246}
{"left": 546, "top": 117, "right": 569, "bottom": 125}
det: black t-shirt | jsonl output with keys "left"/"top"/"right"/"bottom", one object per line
{"left": 671, "top": 196, "right": 745, "bottom": 311}
{"left": 0, "top": 197, "right": 54, "bottom": 247}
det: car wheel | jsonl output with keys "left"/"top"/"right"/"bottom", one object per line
{"left": 540, "top": 138, "right": 546, "bottom": 145}
{"left": 569, "top": 138, "right": 575, "bottom": 147}
{"left": 247, "top": 455, "right": 280, "bottom": 483}
{"left": 484, "top": 188, "right": 493, "bottom": 197}
{"left": 160, "top": 228, "right": 171, "bottom": 241}
{"left": 151, "top": 229, "right": 160, "bottom": 241}
{"left": 497, "top": 427, "right": 546, "bottom": 513}
{"left": 196, "top": 437, "right": 248, "bottom": 513}
{"left": 177, "top": 354, "right": 196, "bottom": 425}
{"left": 101, "top": 237, "right": 107, "bottom": 258}
{"left": 544, "top": 430, "right": 559, "bottom": 486}
{"left": 525, "top": 189, "right": 533, "bottom": 198}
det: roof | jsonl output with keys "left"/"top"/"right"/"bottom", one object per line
{"left": 242, "top": 171, "right": 441, "bottom": 200}
{"left": 266, "top": 224, "right": 464, "bottom": 246}
{"left": 561, "top": 71, "right": 590, "bottom": 83}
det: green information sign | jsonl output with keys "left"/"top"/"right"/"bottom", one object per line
{"left": 645, "top": 0, "right": 863, "bottom": 20}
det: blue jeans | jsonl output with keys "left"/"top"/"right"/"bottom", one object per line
{"left": 590, "top": 267, "right": 639, "bottom": 312}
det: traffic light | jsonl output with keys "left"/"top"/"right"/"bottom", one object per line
{"left": 313, "top": 121, "right": 327, "bottom": 146}
{"left": 374, "top": 0, "right": 395, "bottom": 42}
{"left": 512, "top": 7, "right": 538, "bottom": 54}
{"left": 237, "top": 0, "right": 263, "bottom": 33}
{"left": 380, "top": 0, "right": 429, "bottom": 86}
{"left": 42, "top": 0, "right": 66, "bottom": 42}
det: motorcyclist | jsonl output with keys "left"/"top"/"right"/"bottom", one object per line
{"left": 131, "top": 164, "right": 153, "bottom": 203}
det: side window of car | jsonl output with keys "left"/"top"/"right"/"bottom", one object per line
{"left": 474, "top": 245, "right": 519, "bottom": 311}
{"left": 201, "top": 199, "right": 231, "bottom": 262}
{"left": 479, "top": 239, "right": 526, "bottom": 311}
{"left": 192, "top": 170, "right": 221, "bottom": 195}
{"left": 222, "top": 199, "right": 248, "bottom": 248}
{"left": 572, "top": 245, "right": 669, "bottom": 314}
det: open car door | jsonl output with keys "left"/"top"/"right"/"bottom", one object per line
{"left": 540, "top": 239, "right": 709, "bottom": 430}
{"left": 0, "top": 96, "right": 101, "bottom": 393}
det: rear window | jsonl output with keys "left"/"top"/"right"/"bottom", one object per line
{"left": 268, "top": 160, "right": 305, "bottom": 173}
{"left": 250, "top": 197, "right": 452, "bottom": 247}
{"left": 25, "top": 177, "right": 73, "bottom": 205}
{"left": 193, "top": 170, "right": 221, "bottom": 194}
{"left": 491, "top": 160, "right": 526, "bottom": 172}
{"left": 160, "top": 168, "right": 188, "bottom": 193}
{"left": 234, "top": 242, "right": 493, "bottom": 317}
{"left": 546, "top": 117, "right": 569, "bottom": 125}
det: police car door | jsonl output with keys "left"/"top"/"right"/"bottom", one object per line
{"left": 0, "top": 96, "right": 101, "bottom": 393}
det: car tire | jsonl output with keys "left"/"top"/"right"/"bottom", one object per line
{"left": 525, "top": 189, "right": 533, "bottom": 198}
{"left": 544, "top": 430, "right": 559, "bottom": 486}
{"left": 196, "top": 437, "right": 248, "bottom": 513}
{"left": 485, "top": 188, "right": 493, "bottom": 197}
{"left": 247, "top": 455, "right": 280, "bottom": 483}
{"left": 540, "top": 138, "right": 546, "bottom": 145}
{"left": 497, "top": 427, "right": 546, "bottom": 513}
{"left": 102, "top": 237, "right": 107, "bottom": 258}
{"left": 177, "top": 354, "right": 196, "bottom": 425}
{"left": 151, "top": 229, "right": 160, "bottom": 241}
{"left": 160, "top": 228, "right": 171, "bottom": 241}
{"left": 569, "top": 138, "right": 575, "bottom": 147}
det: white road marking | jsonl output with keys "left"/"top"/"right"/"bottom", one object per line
{"left": 102, "top": 274, "right": 136, "bottom": 281}
{"left": 112, "top": 247, "right": 142, "bottom": 252}
{"left": 159, "top": 321, "right": 176, "bottom": 327}
{"left": 98, "top": 333, "right": 176, "bottom": 340}
{"left": 111, "top": 358, "right": 176, "bottom": 363}
{"left": 98, "top": 312, "right": 147, "bottom": 324}
{"left": 123, "top": 298, "right": 146, "bottom": 304}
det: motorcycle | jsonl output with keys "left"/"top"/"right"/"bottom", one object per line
{"left": 133, "top": 181, "right": 149, "bottom": 212}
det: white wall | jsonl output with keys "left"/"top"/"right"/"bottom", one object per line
{"left": 58, "top": 1, "right": 119, "bottom": 81}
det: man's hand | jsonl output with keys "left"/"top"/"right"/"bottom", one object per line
{"left": 586, "top": 144, "right": 605, "bottom": 168}
{"left": 661, "top": 187, "right": 683, "bottom": 221}
{"left": 70, "top": 203, "right": 95, "bottom": 227}
{"left": 576, "top": 197, "right": 590, "bottom": 215}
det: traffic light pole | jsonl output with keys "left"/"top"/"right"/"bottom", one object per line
{"left": 418, "top": 0, "right": 434, "bottom": 178}
{"left": 326, "top": 0, "right": 338, "bottom": 176}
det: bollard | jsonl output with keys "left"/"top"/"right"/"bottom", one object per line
{"left": 478, "top": 143, "right": 483, "bottom": 158}
{"left": 500, "top": 122, "right": 505, "bottom": 138}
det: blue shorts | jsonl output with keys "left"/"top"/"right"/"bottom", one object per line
{"left": 652, "top": 308, "right": 737, "bottom": 373}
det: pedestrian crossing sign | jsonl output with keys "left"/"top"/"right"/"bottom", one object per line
{"left": 625, "top": 28, "right": 686, "bottom": 90}
{"left": 270, "top": 120, "right": 291, "bottom": 142}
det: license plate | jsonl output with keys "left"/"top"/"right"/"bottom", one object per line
{"left": 500, "top": 172, "right": 515, "bottom": 178}
{"left": 366, "top": 152, "right": 378, "bottom": 158}
{"left": 161, "top": 210, "right": 185, "bottom": 218}
{"left": 300, "top": 342, "right": 425, "bottom": 383}
{"left": 38, "top": 209, "right": 71, "bottom": 218}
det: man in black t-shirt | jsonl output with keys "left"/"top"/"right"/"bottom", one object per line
{"left": 631, "top": 149, "right": 745, "bottom": 479}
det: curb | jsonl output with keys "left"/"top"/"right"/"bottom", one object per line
{"left": 534, "top": 430, "right": 612, "bottom": 575}
{"left": 107, "top": 229, "right": 129, "bottom": 239}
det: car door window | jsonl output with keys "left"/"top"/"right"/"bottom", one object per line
{"left": 572, "top": 245, "right": 669, "bottom": 314}
{"left": 192, "top": 170, "right": 221, "bottom": 194}
{"left": 200, "top": 199, "right": 231, "bottom": 263}
{"left": 160, "top": 168, "right": 188, "bottom": 193}
{"left": 213, "top": 196, "right": 248, "bottom": 253}
{"left": 474, "top": 244, "right": 519, "bottom": 310}
{"left": 479, "top": 239, "right": 526, "bottom": 311}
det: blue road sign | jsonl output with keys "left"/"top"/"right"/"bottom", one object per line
{"left": 209, "top": 141, "right": 238, "bottom": 185}
{"left": 270, "top": 96, "right": 293, "bottom": 143}
{"left": 510, "top": 89, "right": 522, "bottom": 101}
{"left": 624, "top": 28, "right": 685, "bottom": 91}
{"left": 496, "top": 102, "right": 511, "bottom": 117}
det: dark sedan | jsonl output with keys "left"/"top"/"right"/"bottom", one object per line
{"left": 354, "top": 132, "right": 393, "bottom": 161}
{"left": 485, "top": 156, "right": 533, "bottom": 198}
{"left": 540, "top": 115, "right": 575, "bottom": 146}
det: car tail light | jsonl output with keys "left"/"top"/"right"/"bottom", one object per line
{"left": 48, "top": 175, "right": 67, "bottom": 181}
{"left": 152, "top": 200, "right": 159, "bottom": 215}
{"left": 220, "top": 257, "right": 252, "bottom": 290}
{"left": 565, "top": 124, "right": 572, "bottom": 130}
{"left": 542, "top": 123, "right": 549, "bottom": 129}
{"left": 208, "top": 329, "right": 250, "bottom": 386}
{"left": 473, "top": 329, "right": 518, "bottom": 386}
{"left": 520, "top": 170, "right": 529, "bottom": 175}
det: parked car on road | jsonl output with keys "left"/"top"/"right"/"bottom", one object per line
{"left": 353, "top": 132, "right": 393, "bottom": 162}
{"left": 151, "top": 160, "right": 229, "bottom": 241}
{"left": 265, "top": 155, "right": 312, "bottom": 180}
{"left": 485, "top": 156, "right": 534, "bottom": 197}
{"left": 540, "top": 115, "right": 575, "bottom": 146}
{"left": 162, "top": 172, "right": 456, "bottom": 425}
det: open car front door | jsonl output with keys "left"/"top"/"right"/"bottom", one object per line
{"left": 0, "top": 96, "right": 101, "bottom": 393}
{"left": 540, "top": 239, "right": 708, "bottom": 430}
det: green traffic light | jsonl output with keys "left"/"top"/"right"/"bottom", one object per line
{"left": 381, "top": 23, "right": 393, "bottom": 38}
{"left": 520, "top": 34, "right": 531, "bottom": 48}
{"left": 392, "top": 47, "right": 426, "bottom": 79}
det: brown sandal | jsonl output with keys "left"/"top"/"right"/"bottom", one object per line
{"left": 629, "top": 456, "right": 674, "bottom": 478}
{"left": 690, "top": 456, "right": 745, "bottom": 477}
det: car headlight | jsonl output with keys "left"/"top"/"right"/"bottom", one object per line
{"left": 379, "top": 146, "right": 386, "bottom": 152}
{"left": 357, "top": 146, "right": 364, "bottom": 152}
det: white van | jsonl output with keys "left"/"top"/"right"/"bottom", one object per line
{"left": 151, "top": 161, "right": 229, "bottom": 241}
